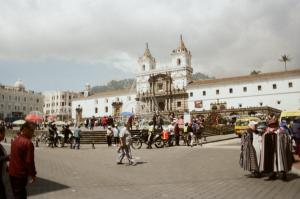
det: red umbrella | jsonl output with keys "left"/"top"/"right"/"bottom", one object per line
{"left": 47, "top": 115, "right": 56, "bottom": 122}
{"left": 25, "top": 114, "right": 43, "bottom": 123}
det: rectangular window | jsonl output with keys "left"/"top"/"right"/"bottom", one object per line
{"left": 105, "top": 106, "right": 108, "bottom": 113}
{"left": 95, "top": 107, "right": 98, "bottom": 114}
{"left": 257, "top": 85, "right": 262, "bottom": 91}
{"left": 229, "top": 88, "right": 233, "bottom": 94}
{"left": 216, "top": 89, "right": 219, "bottom": 95}
{"left": 288, "top": 82, "right": 293, "bottom": 88}
{"left": 190, "top": 92, "right": 193, "bottom": 97}
{"left": 202, "top": 91, "right": 206, "bottom": 96}
{"left": 177, "top": 101, "right": 181, "bottom": 107}
{"left": 273, "top": 84, "right": 277, "bottom": 89}
{"left": 62, "top": 102, "right": 65, "bottom": 106}
{"left": 243, "top": 87, "right": 247, "bottom": 92}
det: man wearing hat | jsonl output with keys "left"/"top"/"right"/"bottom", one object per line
{"left": 106, "top": 126, "right": 113, "bottom": 147}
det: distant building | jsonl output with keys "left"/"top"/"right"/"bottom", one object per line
{"left": 71, "top": 88, "right": 136, "bottom": 120}
{"left": 43, "top": 91, "right": 79, "bottom": 121}
{"left": 0, "top": 80, "right": 44, "bottom": 121}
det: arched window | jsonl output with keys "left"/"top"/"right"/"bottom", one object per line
{"left": 177, "top": 58, "right": 181, "bottom": 66}
{"left": 142, "top": 64, "right": 145, "bottom": 71}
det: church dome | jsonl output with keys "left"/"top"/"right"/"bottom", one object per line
{"left": 14, "top": 80, "right": 25, "bottom": 90}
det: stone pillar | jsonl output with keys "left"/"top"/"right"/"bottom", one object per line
{"left": 75, "top": 105, "right": 82, "bottom": 126}
{"left": 165, "top": 98, "right": 168, "bottom": 111}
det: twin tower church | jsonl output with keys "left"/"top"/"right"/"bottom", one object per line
{"left": 72, "top": 35, "right": 300, "bottom": 119}
{"left": 136, "top": 35, "right": 193, "bottom": 114}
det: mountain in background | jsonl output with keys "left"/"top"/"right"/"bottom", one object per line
{"left": 91, "top": 72, "right": 213, "bottom": 93}
{"left": 192, "top": 72, "right": 214, "bottom": 80}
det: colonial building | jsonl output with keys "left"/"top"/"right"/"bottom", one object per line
{"left": 43, "top": 90, "right": 79, "bottom": 121}
{"left": 0, "top": 80, "right": 44, "bottom": 121}
{"left": 71, "top": 88, "right": 136, "bottom": 120}
{"left": 136, "top": 35, "right": 192, "bottom": 116}
{"left": 187, "top": 70, "right": 300, "bottom": 113}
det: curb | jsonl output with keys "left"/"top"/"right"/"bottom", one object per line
{"left": 202, "top": 136, "right": 238, "bottom": 145}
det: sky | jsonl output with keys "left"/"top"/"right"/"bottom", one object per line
{"left": 0, "top": 0, "right": 299, "bottom": 92}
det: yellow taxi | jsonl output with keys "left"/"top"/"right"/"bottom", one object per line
{"left": 279, "top": 110, "right": 300, "bottom": 125}
{"left": 234, "top": 116, "right": 261, "bottom": 137}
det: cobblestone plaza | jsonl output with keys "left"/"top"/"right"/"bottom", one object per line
{"left": 3, "top": 139, "right": 300, "bottom": 199}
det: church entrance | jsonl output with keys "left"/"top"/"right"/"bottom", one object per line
{"left": 158, "top": 102, "right": 165, "bottom": 111}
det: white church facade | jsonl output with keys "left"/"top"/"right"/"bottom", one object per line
{"left": 71, "top": 36, "right": 300, "bottom": 120}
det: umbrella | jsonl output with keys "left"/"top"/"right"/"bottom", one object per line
{"left": 29, "top": 111, "right": 44, "bottom": 116}
{"left": 25, "top": 114, "right": 43, "bottom": 123}
{"left": 12, "top": 120, "right": 26, "bottom": 125}
{"left": 47, "top": 115, "right": 56, "bottom": 122}
{"left": 120, "top": 112, "right": 134, "bottom": 117}
{"left": 53, "top": 121, "right": 66, "bottom": 126}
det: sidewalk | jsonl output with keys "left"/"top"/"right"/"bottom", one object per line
{"left": 202, "top": 133, "right": 238, "bottom": 144}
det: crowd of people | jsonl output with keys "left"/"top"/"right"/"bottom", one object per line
{"left": 240, "top": 114, "right": 300, "bottom": 180}
{"left": 1, "top": 111, "right": 300, "bottom": 198}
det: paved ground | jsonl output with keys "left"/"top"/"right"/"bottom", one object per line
{"left": 2, "top": 138, "right": 300, "bottom": 199}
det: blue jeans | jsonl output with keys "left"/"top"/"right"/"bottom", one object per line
{"left": 73, "top": 137, "right": 80, "bottom": 149}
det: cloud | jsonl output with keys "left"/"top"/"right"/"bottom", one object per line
{"left": 0, "top": 0, "right": 299, "bottom": 87}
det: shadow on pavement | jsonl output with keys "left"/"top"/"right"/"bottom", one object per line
{"left": 245, "top": 172, "right": 300, "bottom": 182}
{"left": 284, "top": 173, "right": 300, "bottom": 182}
{"left": 28, "top": 177, "right": 69, "bottom": 196}
{"left": 135, "top": 161, "right": 147, "bottom": 165}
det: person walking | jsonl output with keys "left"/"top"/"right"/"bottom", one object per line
{"left": 116, "top": 124, "right": 135, "bottom": 165}
{"left": 0, "top": 126, "right": 11, "bottom": 199}
{"left": 106, "top": 126, "right": 113, "bottom": 147}
{"left": 112, "top": 125, "right": 120, "bottom": 146}
{"left": 73, "top": 125, "right": 81, "bottom": 150}
{"left": 187, "top": 123, "right": 194, "bottom": 147}
{"left": 8, "top": 122, "right": 37, "bottom": 199}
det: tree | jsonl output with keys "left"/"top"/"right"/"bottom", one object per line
{"left": 279, "top": 54, "right": 291, "bottom": 72}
